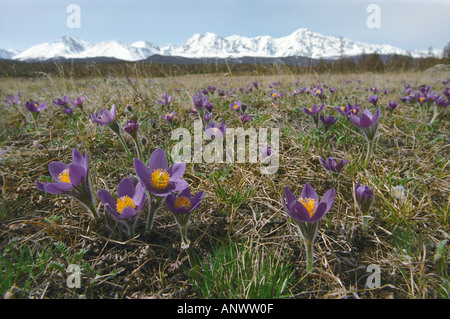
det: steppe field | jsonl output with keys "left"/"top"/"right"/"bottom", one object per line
{"left": 0, "top": 68, "right": 449, "bottom": 299}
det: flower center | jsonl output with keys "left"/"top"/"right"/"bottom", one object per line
{"left": 174, "top": 196, "right": 191, "bottom": 210}
{"left": 116, "top": 195, "right": 136, "bottom": 214}
{"left": 233, "top": 104, "right": 239, "bottom": 109}
{"left": 151, "top": 168, "right": 170, "bottom": 190}
{"left": 272, "top": 93, "right": 277, "bottom": 98}
{"left": 299, "top": 197, "right": 317, "bottom": 218}
{"left": 58, "top": 168, "right": 71, "bottom": 183}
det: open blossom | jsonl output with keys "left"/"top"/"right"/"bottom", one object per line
{"left": 89, "top": 105, "right": 117, "bottom": 125}
{"left": 161, "top": 112, "right": 175, "bottom": 122}
{"left": 282, "top": 183, "right": 335, "bottom": 223}
{"left": 98, "top": 178, "right": 146, "bottom": 220}
{"left": 134, "top": 148, "right": 188, "bottom": 197}
{"left": 229, "top": 101, "right": 242, "bottom": 111}
{"left": 303, "top": 103, "right": 325, "bottom": 127}
{"left": 4, "top": 95, "right": 20, "bottom": 106}
{"left": 204, "top": 121, "right": 226, "bottom": 139}
{"left": 35, "top": 149, "right": 98, "bottom": 219}
{"left": 368, "top": 95, "right": 379, "bottom": 106}
{"left": 157, "top": 93, "right": 173, "bottom": 106}
{"left": 52, "top": 96, "right": 69, "bottom": 107}
{"left": 240, "top": 113, "right": 252, "bottom": 123}
{"left": 70, "top": 96, "right": 85, "bottom": 108}
{"left": 25, "top": 101, "right": 48, "bottom": 113}
{"left": 335, "top": 102, "right": 361, "bottom": 117}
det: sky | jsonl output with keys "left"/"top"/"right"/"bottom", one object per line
{"left": 1, "top": 0, "right": 449, "bottom": 53}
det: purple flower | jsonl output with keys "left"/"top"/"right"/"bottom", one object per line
{"left": 387, "top": 101, "right": 398, "bottom": 111}
{"left": 229, "top": 101, "right": 242, "bottom": 111}
{"left": 204, "top": 121, "right": 226, "bottom": 139}
{"left": 63, "top": 106, "right": 73, "bottom": 115}
{"left": 98, "top": 178, "right": 146, "bottom": 220}
{"left": 25, "top": 101, "right": 48, "bottom": 113}
{"left": 157, "top": 93, "right": 173, "bottom": 106}
{"left": 258, "top": 144, "right": 273, "bottom": 163}
{"left": 98, "top": 178, "right": 146, "bottom": 237}
{"left": 349, "top": 108, "right": 380, "bottom": 141}
{"left": 4, "top": 95, "right": 20, "bottom": 106}
{"left": 89, "top": 105, "right": 117, "bottom": 125}
{"left": 270, "top": 90, "right": 281, "bottom": 100}
{"left": 203, "top": 111, "right": 212, "bottom": 122}
{"left": 192, "top": 91, "right": 208, "bottom": 109}
{"left": 134, "top": 148, "right": 188, "bottom": 197}
{"left": 52, "top": 96, "right": 69, "bottom": 107}
{"left": 70, "top": 96, "right": 85, "bottom": 109}
{"left": 35, "top": 149, "right": 98, "bottom": 219}
{"left": 281, "top": 183, "right": 335, "bottom": 223}
{"left": 303, "top": 103, "right": 325, "bottom": 127}
{"left": 434, "top": 95, "right": 450, "bottom": 108}
{"left": 355, "top": 182, "right": 375, "bottom": 228}
{"left": 319, "top": 115, "right": 337, "bottom": 133}
{"left": 165, "top": 187, "right": 205, "bottom": 215}
{"left": 240, "top": 113, "right": 252, "bottom": 123}
{"left": 335, "top": 103, "right": 361, "bottom": 117}
{"left": 320, "top": 157, "right": 349, "bottom": 173}
{"left": 368, "top": 95, "right": 379, "bottom": 106}
{"left": 124, "top": 120, "right": 139, "bottom": 134}
{"left": 166, "top": 186, "right": 205, "bottom": 247}
{"left": 161, "top": 112, "right": 175, "bottom": 122}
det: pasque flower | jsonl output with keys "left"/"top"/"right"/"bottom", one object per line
{"left": 98, "top": 178, "right": 146, "bottom": 237}
{"left": 335, "top": 102, "right": 361, "bottom": 117}
{"left": 368, "top": 95, "right": 379, "bottom": 106}
{"left": 349, "top": 108, "right": 380, "bottom": 168}
{"left": 89, "top": 105, "right": 132, "bottom": 157}
{"left": 134, "top": 148, "right": 188, "bottom": 233}
{"left": 35, "top": 149, "right": 99, "bottom": 219}
{"left": 303, "top": 103, "right": 325, "bottom": 128}
{"left": 281, "top": 183, "right": 335, "bottom": 272}
{"left": 52, "top": 96, "right": 69, "bottom": 108}
{"left": 229, "top": 101, "right": 242, "bottom": 111}
{"left": 25, "top": 101, "right": 48, "bottom": 131}
{"left": 319, "top": 114, "right": 337, "bottom": 133}
{"left": 157, "top": 93, "right": 173, "bottom": 107}
{"left": 166, "top": 187, "right": 205, "bottom": 248}
{"left": 355, "top": 182, "right": 375, "bottom": 229}
{"left": 4, "top": 95, "right": 20, "bottom": 107}
{"left": 320, "top": 157, "right": 349, "bottom": 174}
{"left": 70, "top": 96, "right": 85, "bottom": 110}
{"left": 204, "top": 121, "right": 226, "bottom": 139}
{"left": 124, "top": 120, "right": 143, "bottom": 161}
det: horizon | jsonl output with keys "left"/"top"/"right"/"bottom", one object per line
{"left": 1, "top": 0, "right": 449, "bottom": 53}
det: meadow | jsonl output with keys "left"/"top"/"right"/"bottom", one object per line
{"left": 0, "top": 67, "right": 449, "bottom": 299}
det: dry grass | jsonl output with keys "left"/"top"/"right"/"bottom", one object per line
{"left": 0, "top": 70, "right": 449, "bottom": 299}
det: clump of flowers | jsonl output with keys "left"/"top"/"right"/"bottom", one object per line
{"left": 98, "top": 177, "right": 146, "bottom": 237}
{"left": 134, "top": 148, "right": 188, "bottom": 233}
{"left": 165, "top": 186, "right": 205, "bottom": 248}
{"left": 36, "top": 149, "right": 99, "bottom": 219}
{"left": 281, "top": 183, "right": 335, "bottom": 273}
{"left": 349, "top": 108, "right": 380, "bottom": 168}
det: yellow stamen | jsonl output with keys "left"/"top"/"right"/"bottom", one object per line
{"left": 116, "top": 195, "right": 136, "bottom": 214}
{"left": 151, "top": 168, "right": 170, "bottom": 190}
{"left": 233, "top": 104, "right": 239, "bottom": 109}
{"left": 299, "top": 197, "right": 317, "bottom": 219}
{"left": 419, "top": 97, "right": 426, "bottom": 102}
{"left": 340, "top": 106, "right": 345, "bottom": 111}
{"left": 272, "top": 93, "right": 277, "bottom": 98}
{"left": 174, "top": 196, "right": 191, "bottom": 210}
{"left": 213, "top": 128, "right": 218, "bottom": 134}
{"left": 58, "top": 168, "right": 71, "bottom": 183}
{"left": 308, "top": 107, "right": 312, "bottom": 112}
{"left": 316, "top": 90, "right": 321, "bottom": 94}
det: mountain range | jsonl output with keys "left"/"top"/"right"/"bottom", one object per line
{"left": 2, "top": 28, "right": 441, "bottom": 62}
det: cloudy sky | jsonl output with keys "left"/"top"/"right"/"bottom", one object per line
{"left": 1, "top": 0, "right": 449, "bottom": 52}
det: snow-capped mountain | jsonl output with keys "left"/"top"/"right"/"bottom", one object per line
{"left": 7, "top": 28, "right": 440, "bottom": 62}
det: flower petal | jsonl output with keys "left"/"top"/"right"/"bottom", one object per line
{"left": 134, "top": 158, "right": 152, "bottom": 191}
{"left": 189, "top": 190, "right": 205, "bottom": 212}
{"left": 97, "top": 189, "right": 117, "bottom": 215}
{"left": 68, "top": 164, "right": 86, "bottom": 186}
{"left": 48, "top": 162, "right": 69, "bottom": 182}
{"left": 133, "top": 181, "right": 147, "bottom": 210}
{"left": 167, "top": 162, "right": 186, "bottom": 181}
{"left": 118, "top": 206, "right": 137, "bottom": 220}
{"left": 149, "top": 148, "right": 168, "bottom": 172}
{"left": 287, "top": 200, "right": 312, "bottom": 222}
{"left": 117, "top": 178, "right": 135, "bottom": 198}
{"left": 301, "top": 183, "right": 318, "bottom": 203}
